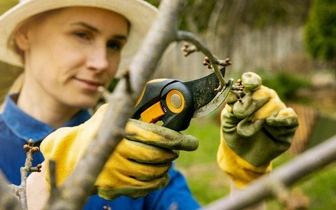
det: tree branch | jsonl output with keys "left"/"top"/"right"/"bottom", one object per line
{"left": 44, "top": 1, "right": 187, "bottom": 209}
{"left": 0, "top": 139, "right": 41, "bottom": 210}
{"left": 205, "top": 135, "right": 336, "bottom": 210}
{"left": 8, "top": 140, "right": 41, "bottom": 210}
{"left": 0, "top": 172, "right": 21, "bottom": 210}
{"left": 177, "top": 31, "right": 231, "bottom": 91}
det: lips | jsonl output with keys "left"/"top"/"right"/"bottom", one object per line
{"left": 75, "top": 77, "right": 104, "bottom": 90}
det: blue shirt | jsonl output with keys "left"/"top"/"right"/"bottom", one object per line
{"left": 0, "top": 94, "right": 200, "bottom": 210}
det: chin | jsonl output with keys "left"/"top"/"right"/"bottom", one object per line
{"left": 78, "top": 101, "right": 99, "bottom": 109}
{"left": 70, "top": 96, "right": 100, "bottom": 110}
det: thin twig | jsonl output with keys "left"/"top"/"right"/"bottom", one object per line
{"left": 19, "top": 140, "right": 41, "bottom": 210}
{"left": 177, "top": 30, "right": 231, "bottom": 91}
{"left": 8, "top": 140, "right": 41, "bottom": 210}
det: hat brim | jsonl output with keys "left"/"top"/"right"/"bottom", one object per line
{"left": 0, "top": 0, "right": 157, "bottom": 74}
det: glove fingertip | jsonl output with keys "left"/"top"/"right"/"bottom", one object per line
{"left": 266, "top": 116, "right": 299, "bottom": 127}
{"left": 178, "top": 135, "right": 199, "bottom": 151}
{"left": 266, "top": 108, "right": 299, "bottom": 127}
{"left": 241, "top": 72, "right": 262, "bottom": 92}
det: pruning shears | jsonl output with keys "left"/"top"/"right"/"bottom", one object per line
{"left": 132, "top": 67, "right": 234, "bottom": 131}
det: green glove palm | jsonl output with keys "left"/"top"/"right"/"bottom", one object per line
{"left": 217, "top": 72, "right": 298, "bottom": 188}
{"left": 41, "top": 104, "right": 199, "bottom": 200}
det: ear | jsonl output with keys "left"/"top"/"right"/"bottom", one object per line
{"left": 14, "top": 23, "right": 31, "bottom": 51}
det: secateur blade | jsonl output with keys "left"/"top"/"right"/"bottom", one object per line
{"left": 183, "top": 67, "right": 234, "bottom": 118}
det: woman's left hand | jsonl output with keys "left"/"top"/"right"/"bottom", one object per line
{"left": 217, "top": 72, "right": 299, "bottom": 188}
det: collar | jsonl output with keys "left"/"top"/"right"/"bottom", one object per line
{"left": 2, "top": 94, "right": 91, "bottom": 143}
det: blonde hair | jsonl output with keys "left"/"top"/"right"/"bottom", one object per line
{"left": 0, "top": 73, "right": 24, "bottom": 113}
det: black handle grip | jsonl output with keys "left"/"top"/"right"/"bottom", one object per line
{"left": 160, "top": 82, "right": 194, "bottom": 131}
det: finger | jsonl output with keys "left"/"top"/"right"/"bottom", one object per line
{"left": 99, "top": 149, "right": 172, "bottom": 185}
{"left": 117, "top": 139, "right": 179, "bottom": 164}
{"left": 123, "top": 174, "right": 170, "bottom": 198}
{"left": 250, "top": 87, "right": 286, "bottom": 121}
{"left": 264, "top": 108, "right": 299, "bottom": 144}
{"left": 225, "top": 91, "right": 239, "bottom": 105}
{"left": 116, "top": 165, "right": 170, "bottom": 185}
{"left": 97, "top": 174, "right": 169, "bottom": 199}
{"left": 266, "top": 108, "right": 299, "bottom": 127}
{"left": 236, "top": 116, "right": 265, "bottom": 137}
{"left": 130, "top": 163, "right": 170, "bottom": 182}
{"left": 232, "top": 92, "right": 270, "bottom": 119}
{"left": 264, "top": 124, "right": 297, "bottom": 144}
{"left": 112, "top": 153, "right": 172, "bottom": 181}
{"left": 241, "top": 72, "right": 262, "bottom": 92}
{"left": 221, "top": 106, "right": 241, "bottom": 133}
{"left": 126, "top": 119, "right": 199, "bottom": 151}
{"left": 225, "top": 72, "right": 263, "bottom": 107}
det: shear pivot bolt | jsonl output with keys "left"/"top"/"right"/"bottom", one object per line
{"left": 170, "top": 94, "right": 182, "bottom": 109}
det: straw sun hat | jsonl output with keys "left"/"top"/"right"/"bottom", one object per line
{"left": 0, "top": 0, "right": 158, "bottom": 102}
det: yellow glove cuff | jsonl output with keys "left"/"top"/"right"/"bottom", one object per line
{"left": 217, "top": 134, "right": 272, "bottom": 188}
{"left": 40, "top": 104, "right": 108, "bottom": 188}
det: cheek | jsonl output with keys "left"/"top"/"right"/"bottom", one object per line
{"left": 106, "top": 55, "right": 121, "bottom": 78}
{"left": 56, "top": 42, "right": 86, "bottom": 68}
{"left": 30, "top": 38, "right": 81, "bottom": 76}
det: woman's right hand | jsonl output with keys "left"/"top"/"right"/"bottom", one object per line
{"left": 40, "top": 104, "right": 199, "bottom": 200}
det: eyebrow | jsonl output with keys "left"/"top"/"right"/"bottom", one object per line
{"left": 71, "top": 22, "right": 128, "bottom": 40}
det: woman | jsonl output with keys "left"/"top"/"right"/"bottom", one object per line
{"left": 0, "top": 0, "right": 200, "bottom": 209}
{"left": 0, "top": 0, "right": 298, "bottom": 210}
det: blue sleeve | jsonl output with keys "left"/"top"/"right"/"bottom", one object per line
{"left": 83, "top": 163, "right": 201, "bottom": 210}
{"left": 143, "top": 163, "right": 201, "bottom": 210}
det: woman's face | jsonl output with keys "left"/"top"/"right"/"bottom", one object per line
{"left": 17, "top": 7, "right": 129, "bottom": 109}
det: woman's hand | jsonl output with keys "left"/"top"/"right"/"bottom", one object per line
{"left": 40, "top": 104, "right": 198, "bottom": 200}
{"left": 217, "top": 72, "right": 298, "bottom": 188}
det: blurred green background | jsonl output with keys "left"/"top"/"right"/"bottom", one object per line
{"left": 178, "top": 118, "right": 336, "bottom": 209}
{"left": 1, "top": 0, "right": 335, "bottom": 209}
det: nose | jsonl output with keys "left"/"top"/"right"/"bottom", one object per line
{"left": 87, "top": 45, "right": 109, "bottom": 72}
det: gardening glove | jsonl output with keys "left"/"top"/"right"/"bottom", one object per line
{"left": 40, "top": 104, "right": 199, "bottom": 200}
{"left": 217, "top": 72, "right": 298, "bottom": 188}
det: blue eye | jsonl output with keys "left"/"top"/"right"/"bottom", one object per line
{"left": 107, "top": 40, "right": 122, "bottom": 51}
{"left": 74, "top": 31, "right": 91, "bottom": 40}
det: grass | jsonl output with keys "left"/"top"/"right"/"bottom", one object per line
{"left": 176, "top": 115, "right": 231, "bottom": 205}
{"left": 176, "top": 116, "right": 336, "bottom": 209}
{"left": 298, "top": 165, "right": 336, "bottom": 209}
